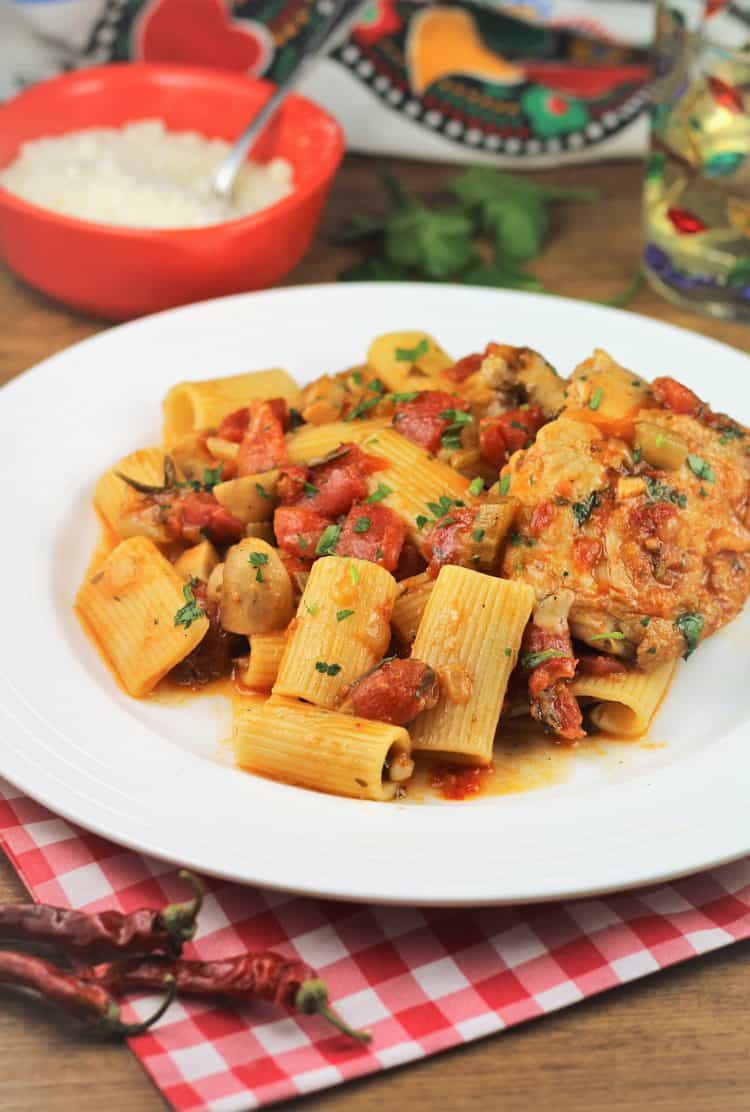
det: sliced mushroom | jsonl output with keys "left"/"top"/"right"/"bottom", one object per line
{"left": 213, "top": 471, "right": 279, "bottom": 524}
{"left": 173, "top": 540, "right": 219, "bottom": 583}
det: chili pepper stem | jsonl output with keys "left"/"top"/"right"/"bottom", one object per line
{"left": 161, "top": 871, "right": 204, "bottom": 952}
{"left": 295, "top": 979, "right": 371, "bottom": 1043}
{"left": 99, "top": 975, "right": 177, "bottom": 1038}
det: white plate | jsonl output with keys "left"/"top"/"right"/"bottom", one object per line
{"left": 1, "top": 283, "right": 748, "bottom": 906}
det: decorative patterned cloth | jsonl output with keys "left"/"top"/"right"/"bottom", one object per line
{"left": 1, "top": 776, "right": 748, "bottom": 1112}
{"left": 4, "top": 0, "right": 660, "bottom": 164}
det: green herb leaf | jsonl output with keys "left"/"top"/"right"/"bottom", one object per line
{"left": 297, "top": 534, "right": 309, "bottom": 551}
{"left": 468, "top": 477, "right": 484, "bottom": 497}
{"left": 202, "top": 465, "right": 224, "bottom": 492}
{"left": 248, "top": 550, "right": 269, "bottom": 583}
{"left": 336, "top": 610, "right": 355, "bottom": 623}
{"left": 315, "top": 524, "right": 341, "bottom": 556}
{"left": 384, "top": 206, "right": 475, "bottom": 280}
{"left": 644, "top": 476, "right": 687, "bottom": 508}
{"left": 640, "top": 617, "right": 651, "bottom": 627}
{"left": 366, "top": 483, "right": 392, "bottom": 504}
{"left": 174, "top": 584, "right": 204, "bottom": 630}
{"left": 315, "top": 661, "right": 342, "bottom": 676}
{"left": 718, "top": 426, "right": 743, "bottom": 444}
{"left": 676, "top": 612, "right": 704, "bottom": 658}
{"left": 686, "top": 454, "right": 715, "bottom": 482}
{"left": 498, "top": 474, "right": 511, "bottom": 496}
{"left": 255, "top": 482, "right": 271, "bottom": 499}
{"left": 588, "top": 631, "right": 626, "bottom": 642}
{"left": 344, "top": 395, "right": 381, "bottom": 422}
{"left": 338, "top": 257, "right": 407, "bottom": 283}
{"left": 415, "top": 514, "right": 429, "bottom": 530}
{"left": 354, "top": 516, "right": 371, "bottom": 533}
{"left": 390, "top": 391, "right": 420, "bottom": 403}
{"left": 331, "top": 213, "right": 388, "bottom": 243}
{"left": 458, "top": 259, "right": 543, "bottom": 292}
{"left": 571, "top": 491, "right": 601, "bottom": 526}
{"left": 594, "top": 269, "right": 645, "bottom": 309}
{"left": 394, "top": 338, "right": 429, "bottom": 363}
{"left": 349, "top": 563, "right": 360, "bottom": 585}
{"left": 472, "top": 528, "right": 485, "bottom": 543}
{"left": 303, "top": 481, "right": 319, "bottom": 497}
{"left": 589, "top": 387, "right": 604, "bottom": 411}
{"left": 305, "top": 601, "right": 319, "bottom": 616}
{"left": 521, "top": 649, "right": 570, "bottom": 670}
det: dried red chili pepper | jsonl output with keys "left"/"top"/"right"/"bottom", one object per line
{"left": 0, "top": 870, "right": 203, "bottom": 958}
{"left": 0, "top": 951, "right": 175, "bottom": 1037}
{"left": 81, "top": 952, "right": 371, "bottom": 1042}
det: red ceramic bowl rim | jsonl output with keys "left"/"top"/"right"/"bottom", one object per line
{"left": 0, "top": 63, "right": 345, "bottom": 241}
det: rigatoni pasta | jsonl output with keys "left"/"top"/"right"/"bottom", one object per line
{"left": 232, "top": 696, "right": 412, "bottom": 801}
{"left": 163, "top": 368, "right": 300, "bottom": 444}
{"left": 273, "top": 556, "right": 396, "bottom": 708}
{"left": 94, "top": 448, "right": 169, "bottom": 534}
{"left": 76, "top": 537, "right": 209, "bottom": 696}
{"left": 244, "top": 633, "right": 287, "bottom": 691}
{"left": 286, "top": 418, "right": 389, "bottom": 464}
{"left": 410, "top": 567, "right": 535, "bottom": 764}
{"left": 572, "top": 659, "right": 678, "bottom": 737}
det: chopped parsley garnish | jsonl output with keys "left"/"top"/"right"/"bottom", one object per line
{"left": 640, "top": 617, "right": 650, "bottom": 627}
{"left": 504, "top": 648, "right": 512, "bottom": 657}
{"left": 718, "top": 426, "right": 743, "bottom": 444}
{"left": 376, "top": 546, "right": 384, "bottom": 559}
{"left": 589, "top": 631, "right": 626, "bottom": 642}
{"left": 509, "top": 531, "right": 535, "bottom": 548}
{"left": 468, "top": 476, "right": 484, "bottom": 497}
{"left": 589, "top": 387, "right": 604, "bottom": 411}
{"left": 288, "top": 407, "right": 304, "bottom": 430}
{"left": 644, "top": 476, "right": 687, "bottom": 508}
{"left": 571, "top": 491, "right": 601, "bottom": 526}
{"left": 632, "top": 447, "right": 642, "bottom": 464}
{"left": 415, "top": 515, "right": 429, "bottom": 530}
{"left": 202, "top": 465, "right": 223, "bottom": 492}
{"left": 521, "top": 649, "right": 570, "bottom": 670}
{"left": 390, "top": 391, "right": 420, "bottom": 403}
{"left": 676, "top": 612, "right": 704, "bottom": 658}
{"left": 305, "top": 601, "right": 319, "bottom": 616}
{"left": 686, "top": 454, "right": 715, "bottom": 483}
{"left": 510, "top": 419, "right": 526, "bottom": 430}
{"left": 428, "top": 495, "right": 461, "bottom": 519}
{"left": 303, "top": 481, "right": 319, "bottom": 497}
{"left": 315, "top": 661, "right": 342, "bottom": 676}
{"left": 336, "top": 610, "right": 355, "bottom": 622}
{"left": 297, "top": 533, "right": 308, "bottom": 550}
{"left": 344, "top": 395, "right": 381, "bottom": 422}
{"left": 248, "top": 551, "right": 269, "bottom": 582}
{"left": 351, "top": 370, "right": 363, "bottom": 386}
{"left": 366, "top": 483, "right": 392, "bottom": 504}
{"left": 368, "top": 378, "right": 385, "bottom": 394}
{"left": 255, "top": 482, "right": 271, "bottom": 499}
{"left": 472, "top": 528, "right": 485, "bottom": 543}
{"left": 699, "top": 487, "right": 709, "bottom": 498}
{"left": 498, "top": 474, "right": 511, "bottom": 496}
{"left": 439, "top": 408, "right": 474, "bottom": 451}
{"left": 395, "top": 338, "right": 429, "bottom": 362}
{"left": 349, "top": 563, "right": 360, "bottom": 584}
{"left": 174, "top": 584, "right": 204, "bottom": 629}
{"left": 315, "top": 524, "right": 341, "bottom": 556}
{"left": 354, "top": 516, "right": 371, "bottom": 533}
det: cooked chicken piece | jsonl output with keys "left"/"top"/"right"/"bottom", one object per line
{"left": 502, "top": 361, "right": 750, "bottom": 670}
{"left": 464, "top": 344, "right": 566, "bottom": 418}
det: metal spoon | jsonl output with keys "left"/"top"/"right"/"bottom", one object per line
{"left": 212, "top": 0, "right": 364, "bottom": 202}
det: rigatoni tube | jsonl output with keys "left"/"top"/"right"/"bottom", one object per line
{"left": 232, "top": 697, "right": 412, "bottom": 801}
{"left": 572, "top": 658, "right": 678, "bottom": 737}
{"left": 244, "top": 633, "right": 287, "bottom": 691}
{"left": 410, "top": 566, "right": 535, "bottom": 765}
{"left": 273, "top": 556, "right": 396, "bottom": 708}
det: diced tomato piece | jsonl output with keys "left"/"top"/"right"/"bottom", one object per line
{"left": 179, "top": 492, "right": 244, "bottom": 544}
{"left": 573, "top": 536, "right": 603, "bottom": 570}
{"left": 629, "top": 500, "right": 677, "bottom": 537}
{"left": 522, "top": 623, "right": 577, "bottom": 696}
{"left": 303, "top": 446, "right": 370, "bottom": 518}
{"left": 529, "top": 500, "right": 555, "bottom": 537}
{"left": 217, "top": 407, "right": 250, "bottom": 443}
{"left": 652, "top": 376, "right": 703, "bottom": 416}
{"left": 337, "top": 503, "right": 406, "bottom": 571}
{"left": 277, "top": 551, "right": 310, "bottom": 581}
{"left": 393, "top": 391, "right": 470, "bottom": 454}
{"left": 421, "top": 507, "right": 476, "bottom": 577}
{"left": 349, "top": 659, "right": 440, "bottom": 725}
{"left": 431, "top": 764, "right": 489, "bottom": 800}
{"left": 273, "top": 505, "right": 330, "bottom": 558}
{"left": 479, "top": 405, "right": 545, "bottom": 468}
{"left": 236, "top": 401, "right": 288, "bottom": 476}
{"left": 445, "top": 352, "right": 483, "bottom": 384}
{"left": 577, "top": 654, "right": 628, "bottom": 677}
{"left": 266, "top": 397, "right": 289, "bottom": 430}
{"left": 277, "top": 466, "right": 309, "bottom": 505}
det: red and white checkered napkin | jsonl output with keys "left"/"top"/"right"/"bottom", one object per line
{"left": 1, "top": 778, "right": 749, "bottom": 1112}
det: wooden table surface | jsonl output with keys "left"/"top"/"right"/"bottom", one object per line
{"left": 1, "top": 156, "right": 748, "bottom": 1112}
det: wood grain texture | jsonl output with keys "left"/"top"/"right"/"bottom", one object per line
{"left": 1, "top": 155, "right": 749, "bottom": 1111}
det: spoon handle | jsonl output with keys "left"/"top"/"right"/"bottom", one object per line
{"left": 213, "top": 0, "right": 364, "bottom": 201}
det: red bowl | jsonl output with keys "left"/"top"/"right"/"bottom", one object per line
{"left": 0, "top": 64, "right": 344, "bottom": 320}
